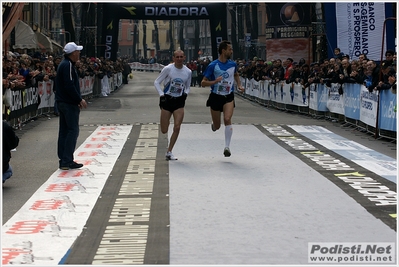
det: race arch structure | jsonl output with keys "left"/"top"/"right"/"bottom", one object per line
{"left": 99, "top": 3, "right": 228, "bottom": 61}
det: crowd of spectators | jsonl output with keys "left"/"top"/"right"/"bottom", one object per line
{"left": 2, "top": 51, "right": 133, "bottom": 119}
{"left": 2, "top": 51, "right": 133, "bottom": 90}
{"left": 235, "top": 49, "right": 397, "bottom": 94}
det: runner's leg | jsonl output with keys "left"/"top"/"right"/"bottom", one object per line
{"left": 167, "top": 108, "right": 184, "bottom": 153}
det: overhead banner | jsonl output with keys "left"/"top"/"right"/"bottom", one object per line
{"left": 337, "top": 3, "right": 384, "bottom": 59}
{"left": 100, "top": 3, "right": 227, "bottom": 61}
{"left": 325, "top": 2, "right": 395, "bottom": 60}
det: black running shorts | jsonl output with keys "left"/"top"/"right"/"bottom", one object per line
{"left": 206, "top": 92, "right": 235, "bottom": 112}
{"left": 159, "top": 94, "right": 187, "bottom": 113}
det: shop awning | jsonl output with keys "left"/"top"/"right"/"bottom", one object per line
{"left": 35, "top": 32, "right": 53, "bottom": 52}
{"left": 12, "top": 20, "right": 38, "bottom": 50}
{"left": 51, "top": 39, "right": 63, "bottom": 50}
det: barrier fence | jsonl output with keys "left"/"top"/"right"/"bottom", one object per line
{"left": 237, "top": 77, "right": 396, "bottom": 140}
{"left": 3, "top": 72, "right": 123, "bottom": 129}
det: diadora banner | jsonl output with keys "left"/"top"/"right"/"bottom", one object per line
{"left": 324, "top": 2, "right": 395, "bottom": 60}
{"left": 100, "top": 3, "right": 227, "bottom": 61}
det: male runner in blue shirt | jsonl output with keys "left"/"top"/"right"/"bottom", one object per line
{"left": 201, "top": 40, "right": 244, "bottom": 157}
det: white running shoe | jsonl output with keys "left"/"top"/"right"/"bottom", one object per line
{"left": 223, "top": 147, "right": 231, "bottom": 157}
{"left": 166, "top": 151, "right": 178, "bottom": 160}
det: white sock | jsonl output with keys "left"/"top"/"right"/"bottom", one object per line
{"left": 225, "top": 125, "right": 233, "bottom": 147}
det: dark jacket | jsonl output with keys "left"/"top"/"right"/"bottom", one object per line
{"left": 55, "top": 56, "right": 82, "bottom": 105}
{"left": 3, "top": 121, "right": 19, "bottom": 173}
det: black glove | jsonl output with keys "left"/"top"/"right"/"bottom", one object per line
{"left": 159, "top": 95, "right": 167, "bottom": 106}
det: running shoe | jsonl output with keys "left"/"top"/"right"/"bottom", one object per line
{"left": 166, "top": 151, "right": 178, "bottom": 160}
{"left": 211, "top": 123, "right": 216, "bottom": 132}
{"left": 223, "top": 147, "right": 231, "bottom": 157}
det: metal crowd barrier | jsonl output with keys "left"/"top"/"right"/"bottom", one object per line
{"left": 3, "top": 72, "right": 124, "bottom": 129}
{"left": 237, "top": 77, "right": 396, "bottom": 141}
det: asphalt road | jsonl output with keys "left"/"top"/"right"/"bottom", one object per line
{"left": 2, "top": 70, "right": 397, "bottom": 266}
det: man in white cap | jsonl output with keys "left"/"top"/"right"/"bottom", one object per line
{"left": 55, "top": 42, "right": 87, "bottom": 170}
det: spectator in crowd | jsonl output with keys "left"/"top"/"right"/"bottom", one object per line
{"left": 187, "top": 60, "right": 198, "bottom": 87}
{"left": 376, "top": 61, "right": 396, "bottom": 91}
{"left": 197, "top": 59, "right": 207, "bottom": 87}
{"left": 122, "top": 59, "right": 132, "bottom": 84}
{"left": 321, "top": 61, "right": 341, "bottom": 87}
{"left": 55, "top": 42, "right": 87, "bottom": 170}
{"left": 384, "top": 49, "right": 395, "bottom": 67}
{"left": 286, "top": 62, "right": 302, "bottom": 84}
{"left": 298, "top": 58, "right": 306, "bottom": 67}
{"left": 304, "top": 62, "right": 322, "bottom": 87}
{"left": 358, "top": 53, "right": 368, "bottom": 62}
{"left": 364, "top": 60, "right": 380, "bottom": 92}
{"left": 299, "top": 63, "right": 310, "bottom": 87}
{"left": 347, "top": 60, "right": 365, "bottom": 84}
{"left": 253, "top": 62, "right": 268, "bottom": 82}
{"left": 3, "top": 120, "right": 19, "bottom": 183}
{"left": 333, "top": 47, "right": 344, "bottom": 60}
{"left": 388, "top": 72, "right": 396, "bottom": 93}
{"left": 271, "top": 59, "right": 284, "bottom": 84}
{"left": 284, "top": 58, "right": 294, "bottom": 80}
{"left": 338, "top": 58, "right": 352, "bottom": 83}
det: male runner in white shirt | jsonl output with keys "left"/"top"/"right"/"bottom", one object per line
{"left": 154, "top": 50, "right": 192, "bottom": 160}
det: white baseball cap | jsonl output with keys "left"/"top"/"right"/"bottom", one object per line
{"left": 64, "top": 42, "right": 83, "bottom": 54}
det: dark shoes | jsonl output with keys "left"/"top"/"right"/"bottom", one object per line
{"left": 223, "top": 147, "right": 231, "bottom": 157}
{"left": 60, "top": 161, "right": 84, "bottom": 170}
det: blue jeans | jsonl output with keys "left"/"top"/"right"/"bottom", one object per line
{"left": 57, "top": 101, "right": 80, "bottom": 167}
{"left": 3, "top": 165, "right": 12, "bottom": 182}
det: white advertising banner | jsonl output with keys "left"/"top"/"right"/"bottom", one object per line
{"left": 336, "top": 2, "right": 385, "bottom": 60}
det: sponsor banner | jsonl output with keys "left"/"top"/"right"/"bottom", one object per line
{"left": 359, "top": 86, "right": 378, "bottom": 127}
{"left": 378, "top": 88, "right": 397, "bottom": 132}
{"left": 309, "top": 83, "right": 328, "bottom": 112}
{"left": 37, "top": 81, "right": 55, "bottom": 109}
{"left": 265, "top": 3, "right": 312, "bottom": 38}
{"left": 335, "top": 2, "right": 385, "bottom": 60}
{"left": 326, "top": 83, "right": 345, "bottom": 115}
{"left": 129, "top": 62, "right": 165, "bottom": 72}
{"left": 1, "top": 125, "right": 132, "bottom": 265}
{"left": 80, "top": 75, "right": 95, "bottom": 96}
{"left": 288, "top": 82, "right": 308, "bottom": 106}
{"left": 343, "top": 83, "right": 361, "bottom": 120}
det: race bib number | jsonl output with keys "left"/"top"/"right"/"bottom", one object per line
{"left": 169, "top": 81, "right": 184, "bottom": 97}
{"left": 216, "top": 80, "right": 231, "bottom": 95}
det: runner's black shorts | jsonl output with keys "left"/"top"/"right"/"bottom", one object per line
{"left": 206, "top": 92, "right": 235, "bottom": 112}
{"left": 159, "top": 94, "right": 187, "bottom": 113}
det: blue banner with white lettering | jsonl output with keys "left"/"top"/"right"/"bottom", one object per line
{"left": 344, "top": 83, "right": 361, "bottom": 120}
{"left": 378, "top": 89, "right": 397, "bottom": 132}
